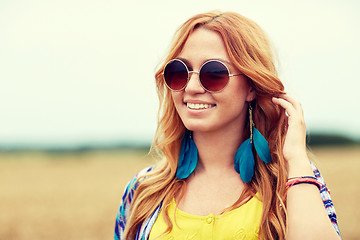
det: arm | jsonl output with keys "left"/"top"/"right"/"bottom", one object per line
{"left": 272, "top": 94, "right": 341, "bottom": 240}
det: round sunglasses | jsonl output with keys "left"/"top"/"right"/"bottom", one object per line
{"left": 163, "top": 59, "right": 243, "bottom": 93}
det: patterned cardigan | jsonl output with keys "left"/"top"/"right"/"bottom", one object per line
{"left": 114, "top": 163, "right": 341, "bottom": 240}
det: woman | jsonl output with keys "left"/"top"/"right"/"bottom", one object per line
{"left": 115, "top": 11, "right": 341, "bottom": 240}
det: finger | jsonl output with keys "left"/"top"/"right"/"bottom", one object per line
{"left": 272, "top": 97, "right": 298, "bottom": 117}
{"left": 276, "top": 94, "right": 304, "bottom": 116}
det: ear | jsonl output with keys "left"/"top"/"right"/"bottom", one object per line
{"left": 246, "top": 87, "right": 256, "bottom": 102}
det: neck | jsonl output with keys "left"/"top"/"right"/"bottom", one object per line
{"left": 192, "top": 126, "right": 247, "bottom": 176}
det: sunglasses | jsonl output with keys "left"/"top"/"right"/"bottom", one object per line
{"left": 163, "top": 59, "right": 243, "bottom": 93}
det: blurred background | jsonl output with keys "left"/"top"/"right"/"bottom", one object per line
{"left": 0, "top": 0, "right": 359, "bottom": 239}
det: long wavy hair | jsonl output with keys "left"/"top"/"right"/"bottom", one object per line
{"left": 124, "top": 11, "right": 288, "bottom": 240}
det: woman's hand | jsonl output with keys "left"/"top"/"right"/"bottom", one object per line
{"left": 272, "top": 94, "right": 312, "bottom": 176}
{"left": 273, "top": 94, "right": 342, "bottom": 240}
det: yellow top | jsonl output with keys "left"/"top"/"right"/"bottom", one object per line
{"left": 149, "top": 194, "right": 263, "bottom": 240}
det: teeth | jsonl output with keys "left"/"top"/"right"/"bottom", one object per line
{"left": 187, "top": 103, "right": 215, "bottom": 109}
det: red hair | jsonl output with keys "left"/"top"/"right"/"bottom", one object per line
{"left": 124, "top": 11, "right": 288, "bottom": 240}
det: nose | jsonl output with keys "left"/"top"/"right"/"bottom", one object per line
{"left": 185, "top": 71, "right": 206, "bottom": 94}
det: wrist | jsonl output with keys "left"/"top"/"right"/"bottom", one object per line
{"left": 287, "top": 156, "right": 314, "bottom": 179}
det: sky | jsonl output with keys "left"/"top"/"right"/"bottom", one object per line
{"left": 0, "top": 0, "right": 359, "bottom": 147}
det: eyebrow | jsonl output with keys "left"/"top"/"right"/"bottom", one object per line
{"left": 177, "top": 57, "right": 234, "bottom": 68}
{"left": 211, "top": 58, "right": 233, "bottom": 66}
{"left": 177, "top": 57, "right": 192, "bottom": 67}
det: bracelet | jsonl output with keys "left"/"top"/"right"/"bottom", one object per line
{"left": 287, "top": 175, "right": 317, "bottom": 181}
{"left": 286, "top": 176, "right": 326, "bottom": 190}
{"left": 284, "top": 176, "right": 329, "bottom": 200}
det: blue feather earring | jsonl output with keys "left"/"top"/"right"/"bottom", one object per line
{"left": 176, "top": 131, "right": 198, "bottom": 179}
{"left": 234, "top": 104, "right": 271, "bottom": 183}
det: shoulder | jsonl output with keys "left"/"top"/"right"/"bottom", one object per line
{"left": 124, "top": 166, "right": 154, "bottom": 201}
{"left": 114, "top": 166, "right": 154, "bottom": 240}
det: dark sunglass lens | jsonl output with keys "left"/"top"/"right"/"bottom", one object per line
{"left": 164, "top": 60, "right": 188, "bottom": 90}
{"left": 200, "top": 61, "right": 229, "bottom": 92}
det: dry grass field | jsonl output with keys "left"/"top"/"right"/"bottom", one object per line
{"left": 0, "top": 146, "right": 359, "bottom": 240}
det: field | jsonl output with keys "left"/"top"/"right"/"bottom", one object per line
{"left": 0, "top": 146, "right": 359, "bottom": 240}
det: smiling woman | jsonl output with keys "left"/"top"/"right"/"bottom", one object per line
{"left": 114, "top": 11, "right": 341, "bottom": 240}
{"left": 170, "top": 28, "right": 254, "bottom": 134}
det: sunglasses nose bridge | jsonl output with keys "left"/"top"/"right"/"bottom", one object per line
{"left": 187, "top": 70, "right": 201, "bottom": 86}
{"left": 185, "top": 70, "right": 205, "bottom": 93}
{"left": 188, "top": 70, "right": 200, "bottom": 79}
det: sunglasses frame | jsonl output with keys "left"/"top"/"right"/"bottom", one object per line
{"left": 163, "top": 59, "right": 243, "bottom": 93}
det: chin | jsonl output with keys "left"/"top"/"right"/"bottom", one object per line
{"left": 183, "top": 122, "right": 216, "bottom": 133}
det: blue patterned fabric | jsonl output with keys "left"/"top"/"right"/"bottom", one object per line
{"left": 310, "top": 162, "right": 341, "bottom": 236}
{"left": 114, "top": 163, "right": 341, "bottom": 240}
{"left": 114, "top": 167, "right": 153, "bottom": 240}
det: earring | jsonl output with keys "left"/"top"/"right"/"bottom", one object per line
{"left": 234, "top": 104, "right": 271, "bottom": 183}
{"left": 176, "top": 130, "right": 198, "bottom": 179}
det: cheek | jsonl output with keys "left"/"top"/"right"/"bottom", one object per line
{"left": 171, "top": 92, "right": 183, "bottom": 110}
{"left": 231, "top": 81, "right": 252, "bottom": 102}
{"left": 220, "top": 85, "right": 249, "bottom": 103}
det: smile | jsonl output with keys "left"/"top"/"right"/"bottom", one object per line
{"left": 186, "top": 102, "right": 216, "bottom": 110}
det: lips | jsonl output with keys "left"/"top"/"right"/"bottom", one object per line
{"left": 186, "top": 102, "right": 216, "bottom": 110}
